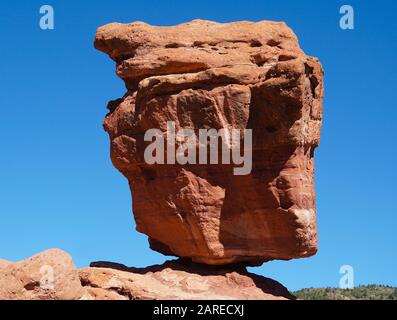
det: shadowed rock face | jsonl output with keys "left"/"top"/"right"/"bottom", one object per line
{"left": 94, "top": 20, "right": 324, "bottom": 265}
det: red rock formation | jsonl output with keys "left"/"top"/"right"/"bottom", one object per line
{"left": 0, "top": 249, "right": 294, "bottom": 300}
{"left": 0, "top": 249, "right": 85, "bottom": 300}
{"left": 81, "top": 260, "right": 295, "bottom": 300}
{"left": 95, "top": 20, "right": 324, "bottom": 265}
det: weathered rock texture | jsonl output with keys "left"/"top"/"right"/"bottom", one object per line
{"left": 0, "top": 249, "right": 294, "bottom": 300}
{"left": 95, "top": 20, "right": 324, "bottom": 265}
{"left": 0, "top": 249, "right": 86, "bottom": 300}
{"left": 81, "top": 260, "right": 294, "bottom": 300}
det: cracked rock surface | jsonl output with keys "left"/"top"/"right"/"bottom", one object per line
{"left": 95, "top": 19, "right": 324, "bottom": 265}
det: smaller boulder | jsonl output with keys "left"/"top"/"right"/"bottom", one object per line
{"left": 0, "top": 249, "right": 86, "bottom": 300}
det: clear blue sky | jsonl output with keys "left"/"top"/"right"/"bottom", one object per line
{"left": 0, "top": 0, "right": 396, "bottom": 291}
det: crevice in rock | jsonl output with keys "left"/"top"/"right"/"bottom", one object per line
{"left": 304, "top": 62, "right": 319, "bottom": 98}
{"left": 266, "top": 39, "right": 282, "bottom": 47}
{"left": 80, "top": 277, "right": 133, "bottom": 300}
{"left": 24, "top": 281, "right": 40, "bottom": 291}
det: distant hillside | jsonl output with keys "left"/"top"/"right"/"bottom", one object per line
{"left": 293, "top": 285, "right": 397, "bottom": 300}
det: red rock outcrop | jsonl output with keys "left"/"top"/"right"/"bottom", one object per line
{"left": 0, "top": 249, "right": 294, "bottom": 300}
{"left": 95, "top": 20, "right": 324, "bottom": 265}
{"left": 0, "top": 249, "right": 86, "bottom": 300}
{"left": 80, "top": 260, "right": 294, "bottom": 300}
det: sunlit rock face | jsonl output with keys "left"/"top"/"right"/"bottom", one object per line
{"left": 94, "top": 19, "right": 324, "bottom": 265}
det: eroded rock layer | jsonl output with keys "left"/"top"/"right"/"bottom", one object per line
{"left": 95, "top": 20, "right": 324, "bottom": 265}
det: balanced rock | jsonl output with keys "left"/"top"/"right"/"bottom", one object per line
{"left": 95, "top": 20, "right": 324, "bottom": 265}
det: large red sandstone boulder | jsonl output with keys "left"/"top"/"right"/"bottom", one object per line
{"left": 94, "top": 20, "right": 324, "bottom": 265}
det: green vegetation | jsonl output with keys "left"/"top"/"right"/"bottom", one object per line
{"left": 293, "top": 285, "right": 397, "bottom": 300}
